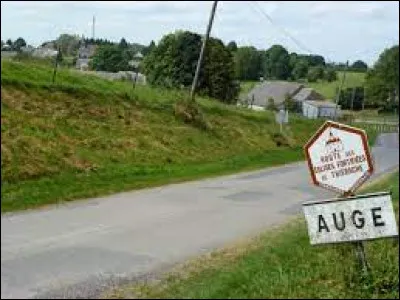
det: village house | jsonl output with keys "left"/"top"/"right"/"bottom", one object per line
{"left": 76, "top": 44, "right": 97, "bottom": 70}
{"left": 302, "top": 100, "right": 341, "bottom": 119}
{"left": 241, "top": 81, "right": 341, "bottom": 118}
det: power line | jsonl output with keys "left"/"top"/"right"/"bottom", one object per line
{"left": 249, "top": 1, "right": 314, "bottom": 54}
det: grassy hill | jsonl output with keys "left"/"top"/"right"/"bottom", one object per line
{"left": 1, "top": 59, "right": 325, "bottom": 212}
{"left": 306, "top": 71, "right": 366, "bottom": 99}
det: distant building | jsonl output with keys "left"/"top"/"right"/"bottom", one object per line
{"left": 128, "top": 51, "right": 144, "bottom": 69}
{"left": 20, "top": 45, "right": 35, "bottom": 54}
{"left": 76, "top": 44, "right": 97, "bottom": 70}
{"left": 32, "top": 47, "right": 58, "bottom": 58}
{"left": 243, "top": 81, "right": 304, "bottom": 110}
{"left": 302, "top": 100, "right": 341, "bottom": 119}
{"left": 241, "top": 81, "right": 328, "bottom": 115}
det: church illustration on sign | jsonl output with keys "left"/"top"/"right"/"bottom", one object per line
{"left": 325, "top": 130, "right": 344, "bottom": 156}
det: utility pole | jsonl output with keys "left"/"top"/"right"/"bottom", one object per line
{"left": 350, "top": 86, "right": 356, "bottom": 111}
{"left": 190, "top": 1, "right": 218, "bottom": 102}
{"left": 333, "top": 61, "right": 349, "bottom": 120}
{"left": 52, "top": 46, "right": 61, "bottom": 84}
{"left": 362, "top": 85, "right": 366, "bottom": 111}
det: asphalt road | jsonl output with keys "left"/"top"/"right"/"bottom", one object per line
{"left": 1, "top": 133, "right": 398, "bottom": 299}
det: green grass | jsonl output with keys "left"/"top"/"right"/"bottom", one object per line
{"left": 1, "top": 59, "right": 325, "bottom": 213}
{"left": 239, "top": 81, "right": 259, "bottom": 96}
{"left": 306, "top": 71, "right": 366, "bottom": 99}
{"left": 107, "top": 171, "right": 399, "bottom": 299}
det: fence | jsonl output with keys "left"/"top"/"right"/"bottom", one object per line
{"left": 349, "top": 118, "right": 399, "bottom": 134}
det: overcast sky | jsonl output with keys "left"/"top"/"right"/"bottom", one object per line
{"left": 1, "top": 1, "right": 399, "bottom": 66}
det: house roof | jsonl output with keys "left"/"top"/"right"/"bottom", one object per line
{"left": 304, "top": 100, "right": 338, "bottom": 108}
{"left": 246, "top": 81, "right": 303, "bottom": 106}
{"left": 292, "top": 87, "right": 324, "bottom": 102}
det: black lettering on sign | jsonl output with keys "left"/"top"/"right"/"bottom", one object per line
{"left": 318, "top": 215, "right": 330, "bottom": 232}
{"left": 371, "top": 207, "right": 385, "bottom": 227}
{"left": 332, "top": 212, "right": 346, "bottom": 231}
{"left": 351, "top": 210, "right": 365, "bottom": 229}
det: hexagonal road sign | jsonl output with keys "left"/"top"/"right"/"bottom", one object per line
{"left": 304, "top": 120, "right": 374, "bottom": 195}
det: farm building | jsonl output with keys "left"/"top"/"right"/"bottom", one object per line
{"left": 241, "top": 81, "right": 325, "bottom": 112}
{"left": 243, "top": 81, "right": 303, "bottom": 110}
{"left": 302, "top": 100, "right": 341, "bottom": 119}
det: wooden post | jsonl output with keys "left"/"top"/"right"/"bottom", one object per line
{"left": 190, "top": 1, "right": 218, "bottom": 102}
{"left": 351, "top": 87, "right": 356, "bottom": 111}
{"left": 346, "top": 192, "right": 369, "bottom": 274}
{"left": 334, "top": 61, "right": 349, "bottom": 120}
{"left": 52, "top": 46, "right": 61, "bottom": 84}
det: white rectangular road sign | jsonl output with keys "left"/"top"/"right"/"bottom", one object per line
{"left": 303, "top": 192, "right": 398, "bottom": 245}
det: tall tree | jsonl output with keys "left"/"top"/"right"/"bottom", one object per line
{"left": 234, "top": 46, "right": 262, "bottom": 80}
{"left": 13, "top": 37, "right": 26, "bottom": 51}
{"left": 56, "top": 34, "right": 80, "bottom": 56}
{"left": 291, "top": 59, "right": 309, "bottom": 80}
{"left": 307, "top": 66, "right": 324, "bottom": 82}
{"left": 119, "top": 38, "right": 129, "bottom": 49}
{"left": 351, "top": 60, "right": 368, "bottom": 72}
{"left": 365, "top": 45, "right": 399, "bottom": 111}
{"left": 89, "top": 45, "right": 131, "bottom": 72}
{"left": 263, "top": 45, "right": 290, "bottom": 80}
{"left": 142, "top": 40, "right": 156, "bottom": 56}
{"left": 143, "top": 30, "right": 239, "bottom": 103}
{"left": 227, "top": 41, "right": 238, "bottom": 52}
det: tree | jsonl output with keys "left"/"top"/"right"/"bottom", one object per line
{"left": 56, "top": 34, "right": 80, "bottom": 56}
{"left": 307, "top": 66, "right": 324, "bottom": 82}
{"left": 227, "top": 41, "right": 238, "bottom": 52}
{"left": 338, "top": 87, "right": 364, "bottom": 110}
{"left": 13, "top": 37, "right": 26, "bottom": 51}
{"left": 119, "top": 38, "right": 129, "bottom": 49}
{"left": 143, "top": 30, "right": 238, "bottom": 103}
{"left": 365, "top": 45, "right": 399, "bottom": 111}
{"left": 283, "top": 94, "right": 297, "bottom": 112}
{"left": 263, "top": 45, "right": 291, "bottom": 80}
{"left": 89, "top": 45, "right": 131, "bottom": 72}
{"left": 324, "top": 68, "right": 337, "bottom": 82}
{"left": 351, "top": 60, "right": 368, "bottom": 72}
{"left": 297, "top": 54, "right": 325, "bottom": 67}
{"left": 291, "top": 59, "right": 308, "bottom": 80}
{"left": 233, "top": 46, "right": 262, "bottom": 80}
{"left": 142, "top": 40, "right": 156, "bottom": 56}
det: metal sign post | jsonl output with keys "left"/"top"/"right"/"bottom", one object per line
{"left": 303, "top": 192, "right": 398, "bottom": 274}
{"left": 303, "top": 120, "right": 398, "bottom": 274}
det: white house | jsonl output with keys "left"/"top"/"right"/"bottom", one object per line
{"left": 302, "top": 100, "right": 341, "bottom": 119}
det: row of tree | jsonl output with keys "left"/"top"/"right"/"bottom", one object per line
{"left": 1, "top": 38, "right": 27, "bottom": 51}
{"left": 228, "top": 42, "right": 368, "bottom": 83}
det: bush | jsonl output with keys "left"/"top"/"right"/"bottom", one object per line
{"left": 174, "top": 99, "right": 212, "bottom": 131}
{"left": 266, "top": 97, "right": 278, "bottom": 111}
{"left": 325, "top": 69, "right": 337, "bottom": 82}
{"left": 271, "top": 131, "right": 290, "bottom": 147}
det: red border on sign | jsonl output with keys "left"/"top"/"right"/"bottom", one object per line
{"left": 304, "top": 120, "right": 374, "bottom": 194}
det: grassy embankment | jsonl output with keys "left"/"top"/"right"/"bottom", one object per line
{"left": 2, "top": 59, "right": 326, "bottom": 213}
{"left": 107, "top": 171, "right": 399, "bottom": 299}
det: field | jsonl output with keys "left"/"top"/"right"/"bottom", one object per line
{"left": 306, "top": 71, "right": 366, "bottom": 100}
{"left": 107, "top": 171, "right": 399, "bottom": 299}
{"left": 239, "top": 80, "right": 259, "bottom": 96}
{"left": 1, "top": 59, "right": 325, "bottom": 212}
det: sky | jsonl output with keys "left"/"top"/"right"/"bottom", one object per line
{"left": 1, "top": 1, "right": 399, "bottom": 66}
